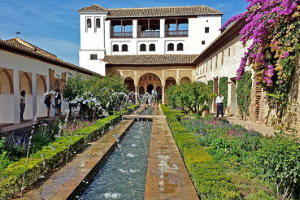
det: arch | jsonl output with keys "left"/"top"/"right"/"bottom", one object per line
{"left": 122, "top": 44, "right": 128, "bottom": 52}
{"left": 87, "top": 18, "right": 92, "bottom": 28}
{"left": 0, "top": 69, "right": 13, "bottom": 94}
{"left": 149, "top": 44, "right": 155, "bottom": 51}
{"left": 124, "top": 77, "right": 135, "bottom": 92}
{"left": 180, "top": 77, "right": 191, "bottom": 85}
{"left": 137, "top": 72, "right": 162, "bottom": 84}
{"left": 140, "top": 44, "right": 146, "bottom": 51}
{"left": 177, "top": 43, "right": 183, "bottom": 51}
{"left": 165, "top": 77, "right": 176, "bottom": 88}
{"left": 54, "top": 80, "right": 60, "bottom": 91}
{"left": 113, "top": 44, "right": 119, "bottom": 52}
{"left": 147, "top": 84, "right": 154, "bottom": 94}
{"left": 20, "top": 72, "right": 32, "bottom": 94}
{"left": 167, "top": 43, "right": 174, "bottom": 51}
{"left": 96, "top": 18, "right": 100, "bottom": 28}
{"left": 36, "top": 75, "right": 46, "bottom": 95}
{"left": 139, "top": 86, "right": 145, "bottom": 94}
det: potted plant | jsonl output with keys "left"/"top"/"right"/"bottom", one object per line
{"left": 200, "top": 104, "right": 210, "bottom": 117}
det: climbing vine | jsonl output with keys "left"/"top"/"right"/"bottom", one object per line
{"left": 219, "top": 77, "right": 228, "bottom": 113}
{"left": 221, "top": 0, "right": 300, "bottom": 121}
{"left": 237, "top": 71, "right": 252, "bottom": 120}
{"left": 207, "top": 80, "right": 214, "bottom": 108}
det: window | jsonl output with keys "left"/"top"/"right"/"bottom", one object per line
{"left": 90, "top": 54, "right": 97, "bottom": 60}
{"left": 113, "top": 44, "right": 119, "bottom": 52}
{"left": 87, "top": 18, "right": 91, "bottom": 28}
{"left": 149, "top": 44, "right": 155, "bottom": 51}
{"left": 215, "top": 55, "right": 218, "bottom": 68}
{"left": 205, "top": 27, "right": 209, "bottom": 33}
{"left": 167, "top": 43, "right": 174, "bottom": 51}
{"left": 228, "top": 48, "right": 231, "bottom": 57}
{"left": 177, "top": 43, "right": 183, "bottom": 51}
{"left": 140, "top": 44, "right": 146, "bottom": 51}
{"left": 122, "top": 44, "right": 128, "bottom": 52}
{"left": 96, "top": 18, "right": 100, "bottom": 28}
{"left": 202, "top": 40, "right": 205, "bottom": 45}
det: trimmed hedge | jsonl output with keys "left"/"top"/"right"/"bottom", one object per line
{"left": 0, "top": 104, "right": 139, "bottom": 199}
{"left": 161, "top": 104, "right": 240, "bottom": 199}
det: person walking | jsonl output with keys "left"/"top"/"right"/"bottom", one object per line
{"left": 55, "top": 89, "right": 62, "bottom": 117}
{"left": 20, "top": 90, "right": 26, "bottom": 121}
{"left": 216, "top": 92, "right": 224, "bottom": 118}
{"left": 44, "top": 94, "right": 54, "bottom": 118}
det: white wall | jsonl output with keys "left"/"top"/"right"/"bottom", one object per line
{"left": 78, "top": 10, "right": 222, "bottom": 75}
{"left": 0, "top": 50, "right": 92, "bottom": 124}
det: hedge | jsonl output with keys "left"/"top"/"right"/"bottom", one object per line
{"left": 161, "top": 104, "right": 240, "bottom": 199}
{"left": 0, "top": 104, "right": 139, "bottom": 199}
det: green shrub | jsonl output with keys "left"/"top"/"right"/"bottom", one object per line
{"left": 161, "top": 104, "right": 240, "bottom": 199}
{"left": 0, "top": 108, "right": 130, "bottom": 199}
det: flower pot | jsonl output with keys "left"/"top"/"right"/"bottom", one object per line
{"left": 202, "top": 110, "right": 209, "bottom": 117}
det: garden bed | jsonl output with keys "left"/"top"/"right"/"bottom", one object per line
{"left": 161, "top": 104, "right": 300, "bottom": 200}
{"left": 0, "top": 104, "right": 139, "bottom": 199}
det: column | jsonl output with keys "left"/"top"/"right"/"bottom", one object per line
{"left": 32, "top": 72, "right": 37, "bottom": 120}
{"left": 133, "top": 20, "right": 138, "bottom": 38}
{"left": 13, "top": 70, "right": 20, "bottom": 124}
{"left": 160, "top": 19, "right": 165, "bottom": 38}
{"left": 135, "top": 86, "right": 138, "bottom": 104}
{"left": 162, "top": 86, "right": 165, "bottom": 104}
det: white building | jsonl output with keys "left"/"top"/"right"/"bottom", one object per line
{"left": 78, "top": 4, "right": 223, "bottom": 75}
{"left": 0, "top": 38, "right": 96, "bottom": 124}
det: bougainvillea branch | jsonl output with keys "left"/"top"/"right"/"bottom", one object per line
{"left": 222, "top": 0, "right": 300, "bottom": 118}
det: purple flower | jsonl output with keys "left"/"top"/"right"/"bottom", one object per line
{"left": 282, "top": 52, "right": 289, "bottom": 58}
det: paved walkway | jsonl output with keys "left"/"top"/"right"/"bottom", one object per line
{"left": 225, "top": 116, "right": 275, "bottom": 136}
{"left": 144, "top": 106, "right": 199, "bottom": 200}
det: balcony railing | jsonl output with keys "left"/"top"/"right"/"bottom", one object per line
{"left": 137, "top": 31, "right": 160, "bottom": 38}
{"left": 165, "top": 30, "right": 188, "bottom": 37}
{"left": 111, "top": 32, "right": 133, "bottom": 38}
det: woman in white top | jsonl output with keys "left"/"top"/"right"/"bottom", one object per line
{"left": 20, "top": 90, "right": 26, "bottom": 121}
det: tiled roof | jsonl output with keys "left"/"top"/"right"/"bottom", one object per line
{"left": 79, "top": 5, "right": 223, "bottom": 18}
{"left": 102, "top": 54, "right": 199, "bottom": 65}
{"left": 0, "top": 38, "right": 96, "bottom": 75}
{"left": 78, "top": 4, "right": 107, "bottom": 12}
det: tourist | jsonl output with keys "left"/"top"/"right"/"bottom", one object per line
{"left": 55, "top": 89, "right": 62, "bottom": 117}
{"left": 20, "top": 90, "right": 26, "bottom": 121}
{"left": 44, "top": 94, "right": 54, "bottom": 118}
{"left": 216, "top": 92, "right": 224, "bottom": 118}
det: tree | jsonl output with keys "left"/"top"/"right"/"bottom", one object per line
{"left": 166, "top": 82, "right": 215, "bottom": 114}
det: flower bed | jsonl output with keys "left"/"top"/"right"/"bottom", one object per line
{"left": 0, "top": 104, "right": 139, "bottom": 199}
{"left": 181, "top": 114, "right": 300, "bottom": 199}
{"left": 161, "top": 104, "right": 240, "bottom": 199}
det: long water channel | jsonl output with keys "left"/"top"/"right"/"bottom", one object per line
{"left": 76, "top": 107, "right": 153, "bottom": 199}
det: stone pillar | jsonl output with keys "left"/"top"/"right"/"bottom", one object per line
{"left": 32, "top": 72, "right": 37, "bottom": 120}
{"left": 133, "top": 20, "right": 138, "bottom": 38}
{"left": 135, "top": 86, "right": 138, "bottom": 104}
{"left": 160, "top": 19, "right": 165, "bottom": 38}
{"left": 49, "top": 69, "right": 55, "bottom": 91}
{"left": 13, "top": 69, "right": 20, "bottom": 124}
{"left": 162, "top": 85, "right": 165, "bottom": 104}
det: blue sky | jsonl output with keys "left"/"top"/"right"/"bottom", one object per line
{"left": 0, "top": 0, "right": 249, "bottom": 65}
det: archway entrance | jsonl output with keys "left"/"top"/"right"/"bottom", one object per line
{"left": 147, "top": 84, "right": 154, "bottom": 94}
{"left": 124, "top": 77, "right": 135, "bottom": 92}
{"left": 138, "top": 73, "right": 162, "bottom": 99}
